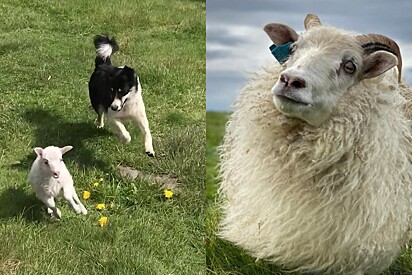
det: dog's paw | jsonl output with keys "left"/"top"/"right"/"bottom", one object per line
{"left": 146, "top": 150, "right": 155, "bottom": 157}
{"left": 94, "top": 119, "right": 104, "bottom": 128}
{"left": 145, "top": 144, "right": 155, "bottom": 157}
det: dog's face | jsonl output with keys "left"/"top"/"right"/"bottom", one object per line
{"left": 110, "top": 66, "right": 137, "bottom": 111}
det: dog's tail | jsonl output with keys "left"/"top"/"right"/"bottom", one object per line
{"left": 93, "top": 34, "right": 119, "bottom": 67}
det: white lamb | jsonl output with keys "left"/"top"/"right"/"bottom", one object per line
{"left": 28, "top": 145, "right": 87, "bottom": 219}
{"left": 219, "top": 14, "right": 412, "bottom": 274}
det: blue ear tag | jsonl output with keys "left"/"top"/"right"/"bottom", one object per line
{"left": 269, "top": 41, "right": 293, "bottom": 64}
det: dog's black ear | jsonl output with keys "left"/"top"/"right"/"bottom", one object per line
{"left": 122, "top": 66, "right": 135, "bottom": 82}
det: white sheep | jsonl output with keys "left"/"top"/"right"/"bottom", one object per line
{"left": 28, "top": 145, "right": 87, "bottom": 219}
{"left": 218, "top": 14, "right": 412, "bottom": 274}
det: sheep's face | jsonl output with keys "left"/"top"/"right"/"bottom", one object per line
{"left": 265, "top": 16, "right": 399, "bottom": 127}
{"left": 34, "top": 146, "right": 73, "bottom": 179}
{"left": 272, "top": 27, "right": 364, "bottom": 126}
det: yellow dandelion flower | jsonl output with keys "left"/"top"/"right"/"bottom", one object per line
{"left": 93, "top": 182, "right": 99, "bottom": 187}
{"left": 83, "top": 191, "right": 91, "bottom": 200}
{"left": 164, "top": 189, "right": 173, "bottom": 199}
{"left": 96, "top": 203, "right": 105, "bottom": 210}
{"left": 98, "top": 216, "right": 108, "bottom": 227}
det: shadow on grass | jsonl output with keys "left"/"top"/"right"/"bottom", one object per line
{"left": 0, "top": 187, "right": 44, "bottom": 222}
{"left": 14, "top": 108, "right": 112, "bottom": 172}
{"left": 0, "top": 41, "right": 31, "bottom": 56}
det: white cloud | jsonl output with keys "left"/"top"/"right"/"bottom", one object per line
{"left": 207, "top": 23, "right": 274, "bottom": 74}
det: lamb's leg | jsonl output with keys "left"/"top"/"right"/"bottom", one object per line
{"left": 71, "top": 188, "right": 87, "bottom": 215}
{"left": 41, "top": 197, "right": 61, "bottom": 219}
{"left": 108, "top": 118, "right": 131, "bottom": 143}
{"left": 132, "top": 109, "right": 154, "bottom": 157}
{"left": 47, "top": 208, "right": 53, "bottom": 215}
{"left": 63, "top": 186, "right": 82, "bottom": 214}
{"left": 95, "top": 106, "right": 105, "bottom": 128}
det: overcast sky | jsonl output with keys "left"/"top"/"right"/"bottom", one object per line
{"left": 206, "top": 0, "right": 412, "bottom": 111}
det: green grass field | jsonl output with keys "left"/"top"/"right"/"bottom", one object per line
{"left": 0, "top": 0, "right": 205, "bottom": 274}
{"left": 205, "top": 112, "right": 412, "bottom": 275}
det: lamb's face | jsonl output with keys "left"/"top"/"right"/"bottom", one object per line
{"left": 272, "top": 28, "right": 363, "bottom": 126}
{"left": 34, "top": 146, "right": 73, "bottom": 179}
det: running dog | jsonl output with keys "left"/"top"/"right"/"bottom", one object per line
{"left": 88, "top": 35, "right": 154, "bottom": 157}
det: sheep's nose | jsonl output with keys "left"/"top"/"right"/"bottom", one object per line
{"left": 280, "top": 73, "right": 306, "bottom": 89}
{"left": 53, "top": 171, "right": 60, "bottom": 178}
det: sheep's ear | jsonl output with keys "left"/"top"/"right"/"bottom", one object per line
{"left": 60, "top": 146, "right": 73, "bottom": 155}
{"left": 263, "top": 23, "right": 299, "bottom": 45}
{"left": 34, "top": 147, "right": 43, "bottom": 157}
{"left": 361, "top": 51, "right": 398, "bottom": 80}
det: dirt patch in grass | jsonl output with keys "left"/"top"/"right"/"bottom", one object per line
{"left": 0, "top": 259, "right": 21, "bottom": 275}
{"left": 118, "top": 165, "right": 180, "bottom": 190}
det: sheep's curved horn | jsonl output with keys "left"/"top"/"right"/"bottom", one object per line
{"left": 356, "top": 34, "right": 402, "bottom": 82}
{"left": 304, "top": 14, "right": 322, "bottom": 30}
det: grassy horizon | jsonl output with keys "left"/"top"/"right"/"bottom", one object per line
{"left": 0, "top": 0, "right": 205, "bottom": 274}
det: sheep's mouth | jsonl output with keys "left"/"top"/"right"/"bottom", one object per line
{"left": 275, "top": 94, "right": 310, "bottom": 106}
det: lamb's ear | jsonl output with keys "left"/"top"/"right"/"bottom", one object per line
{"left": 361, "top": 51, "right": 398, "bottom": 80}
{"left": 60, "top": 146, "right": 73, "bottom": 155}
{"left": 263, "top": 23, "right": 299, "bottom": 45}
{"left": 34, "top": 147, "right": 43, "bottom": 157}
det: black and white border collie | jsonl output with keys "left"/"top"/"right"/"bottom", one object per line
{"left": 88, "top": 35, "right": 154, "bottom": 157}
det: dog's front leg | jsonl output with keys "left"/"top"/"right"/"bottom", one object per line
{"left": 94, "top": 106, "right": 106, "bottom": 128}
{"left": 108, "top": 118, "right": 131, "bottom": 143}
{"left": 133, "top": 109, "right": 155, "bottom": 157}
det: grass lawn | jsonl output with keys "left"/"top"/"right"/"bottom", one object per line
{"left": 0, "top": 0, "right": 205, "bottom": 274}
{"left": 205, "top": 112, "right": 412, "bottom": 274}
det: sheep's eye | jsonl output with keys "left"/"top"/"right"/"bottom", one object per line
{"left": 44, "top": 160, "right": 49, "bottom": 165}
{"left": 343, "top": 60, "right": 356, "bottom": 74}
